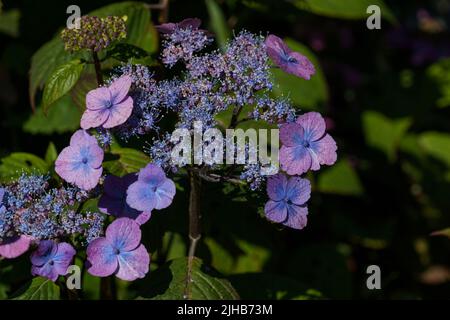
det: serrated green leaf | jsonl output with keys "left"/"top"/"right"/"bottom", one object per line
{"left": 0, "top": 153, "right": 49, "bottom": 182}
{"left": 140, "top": 257, "right": 239, "bottom": 300}
{"left": 205, "top": 0, "right": 230, "bottom": 49}
{"left": 42, "top": 59, "right": 84, "bottom": 113}
{"left": 317, "top": 158, "right": 364, "bottom": 196}
{"left": 272, "top": 38, "right": 328, "bottom": 111}
{"left": 103, "top": 147, "right": 150, "bottom": 177}
{"left": 418, "top": 132, "right": 450, "bottom": 167}
{"left": 296, "top": 0, "right": 395, "bottom": 22}
{"left": 363, "top": 111, "right": 411, "bottom": 161}
{"left": 12, "top": 277, "right": 60, "bottom": 300}
{"left": 23, "top": 95, "right": 82, "bottom": 135}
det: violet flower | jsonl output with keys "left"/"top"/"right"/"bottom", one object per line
{"left": 31, "top": 240, "right": 76, "bottom": 281}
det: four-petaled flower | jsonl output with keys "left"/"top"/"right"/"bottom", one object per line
{"left": 0, "top": 235, "right": 31, "bottom": 259}
{"left": 265, "top": 174, "right": 311, "bottom": 230}
{"left": 265, "top": 34, "right": 315, "bottom": 80}
{"left": 280, "top": 112, "right": 337, "bottom": 175}
{"left": 55, "top": 130, "right": 104, "bottom": 190}
{"left": 126, "top": 164, "right": 176, "bottom": 213}
{"left": 87, "top": 218, "right": 150, "bottom": 281}
{"left": 98, "top": 174, "right": 151, "bottom": 225}
{"left": 156, "top": 18, "right": 202, "bottom": 34}
{"left": 81, "top": 75, "right": 134, "bottom": 130}
{"left": 31, "top": 240, "right": 76, "bottom": 281}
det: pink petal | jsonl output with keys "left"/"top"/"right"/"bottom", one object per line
{"left": 284, "top": 205, "right": 308, "bottom": 230}
{"left": 265, "top": 34, "right": 291, "bottom": 62}
{"left": 311, "top": 134, "right": 338, "bottom": 166}
{"left": 80, "top": 108, "right": 110, "bottom": 130}
{"left": 109, "top": 75, "right": 132, "bottom": 105}
{"left": 106, "top": 218, "right": 141, "bottom": 252}
{"left": 280, "top": 122, "right": 304, "bottom": 147}
{"left": 265, "top": 200, "right": 288, "bottom": 223}
{"left": 0, "top": 235, "right": 31, "bottom": 259}
{"left": 102, "top": 96, "right": 134, "bottom": 129}
{"left": 296, "top": 112, "right": 326, "bottom": 142}
{"left": 116, "top": 244, "right": 150, "bottom": 281}
{"left": 285, "top": 52, "right": 315, "bottom": 80}
{"left": 280, "top": 145, "right": 312, "bottom": 175}
{"left": 86, "top": 87, "right": 112, "bottom": 111}
{"left": 87, "top": 238, "right": 118, "bottom": 277}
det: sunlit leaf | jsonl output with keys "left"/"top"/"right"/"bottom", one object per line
{"left": 317, "top": 158, "right": 364, "bottom": 196}
{"left": 12, "top": 277, "right": 60, "bottom": 300}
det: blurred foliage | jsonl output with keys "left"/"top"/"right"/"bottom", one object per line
{"left": 0, "top": 0, "right": 449, "bottom": 300}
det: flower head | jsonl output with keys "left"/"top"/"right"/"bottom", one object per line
{"left": 87, "top": 218, "right": 149, "bottom": 281}
{"left": 126, "top": 164, "right": 176, "bottom": 213}
{"left": 265, "top": 34, "right": 315, "bottom": 80}
{"left": 265, "top": 174, "right": 311, "bottom": 230}
{"left": 280, "top": 112, "right": 337, "bottom": 175}
{"left": 81, "top": 76, "right": 134, "bottom": 130}
{"left": 0, "top": 235, "right": 31, "bottom": 259}
{"left": 99, "top": 174, "right": 151, "bottom": 225}
{"left": 55, "top": 130, "right": 104, "bottom": 190}
{"left": 31, "top": 240, "right": 76, "bottom": 281}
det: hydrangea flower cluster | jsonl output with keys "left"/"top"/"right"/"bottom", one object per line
{"left": 1, "top": 17, "right": 338, "bottom": 284}
{"left": 61, "top": 15, "right": 127, "bottom": 52}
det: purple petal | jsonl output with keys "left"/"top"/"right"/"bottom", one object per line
{"left": 69, "top": 129, "right": 98, "bottom": 147}
{"left": 52, "top": 243, "right": 76, "bottom": 275}
{"left": 109, "top": 75, "right": 132, "bottom": 105}
{"left": 0, "top": 235, "right": 31, "bottom": 259}
{"left": 106, "top": 218, "right": 141, "bottom": 252}
{"left": 55, "top": 155, "right": 102, "bottom": 191}
{"left": 266, "top": 174, "right": 288, "bottom": 201}
{"left": 126, "top": 181, "right": 157, "bottom": 212}
{"left": 154, "top": 179, "right": 176, "bottom": 210}
{"left": 310, "top": 134, "right": 337, "bottom": 166}
{"left": 286, "top": 177, "right": 311, "bottom": 206}
{"left": 265, "top": 200, "right": 288, "bottom": 223}
{"left": 155, "top": 22, "right": 177, "bottom": 34}
{"left": 80, "top": 108, "right": 109, "bottom": 130}
{"left": 30, "top": 240, "right": 57, "bottom": 266}
{"left": 280, "top": 122, "right": 304, "bottom": 147}
{"left": 102, "top": 96, "right": 134, "bottom": 129}
{"left": 284, "top": 51, "right": 315, "bottom": 80}
{"left": 178, "top": 18, "right": 201, "bottom": 30}
{"left": 135, "top": 212, "right": 152, "bottom": 225}
{"left": 116, "top": 244, "right": 150, "bottom": 281}
{"left": 284, "top": 205, "right": 308, "bottom": 230}
{"left": 280, "top": 145, "right": 312, "bottom": 175}
{"left": 0, "top": 188, "right": 5, "bottom": 202}
{"left": 265, "top": 34, "right": 291, "bottom": 64}
{"left": 31, "top": 263, "right": 59, "bottom": 282}
{"left": 138, "top": 164, "right": 166, "bottom": 186}
{"left": 296, "top": 112, "right": 326, "bottom": 142}
{"left": 86, "top": 87, "right": 112, "bottom": 111}
{"left": 87, "top": 237, "right": 118, "bottom": 277}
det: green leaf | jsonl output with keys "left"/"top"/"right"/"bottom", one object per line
{"left": 362, "top": 111, "right": 411, "bottom": 161}
{"left": 418, "top": 132, "right": 450, "bottom": 167}
{"left": 0, "top": 153, "right": 49, "bottom": 182}
{"left": 12, "top": 277, "right": 60, "bottom": 300}
{"left": 295, "top": 0, "right": 395, "bottom": 22}
{"left": 103, "top": 147, "right": 150, "bottom": 177}
{"left": 272, "top": 38, "right": 328, "bottom": 111}
{"left": 140, "top": 257, "right": 239, "bottom": 300}
{"left": 70, "top": 68, "right": 98, "bottom": 109}
{"left": 0, "top": 8, "right": 20, "bottom": 37}
{"left": 23, "top": 95, "right": 82, "bottom": 135}
{"left": 44, "top": 142, "right": 58, "bottom": 165}
{"left": 29, "top": 37, "right": 75, "bottom": 110}
{"left": 205, "top": 0, "right": 231, "bottom": 49}
{"left": 427, "top": 58, "right": 450, "bottom": 108}
{"left": 42, "top": 59, "right": 84, "bottom": 113}
{"left": 317, "top": 158, "right": 364, "bottom": 196}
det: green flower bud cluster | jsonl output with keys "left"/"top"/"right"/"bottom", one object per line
{"left": 61, "top": 15, "right": 127, "bottom": 52}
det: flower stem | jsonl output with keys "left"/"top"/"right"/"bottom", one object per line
{"left": 92, "top": 51, "right": 103, "bottom": 86}
{"left": 184, "top": 169, "right": 202, "bottom": 299}
{"left": 100, "top": 276, "right": 116, "bottom": 300}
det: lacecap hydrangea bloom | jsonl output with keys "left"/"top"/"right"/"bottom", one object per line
{"left": 280, "top": 112, "right": 337, "bottom": 175}
{"left": 81, "top": 75, "right": 134, "bottom": 130}
{"left": 87, "top": 218, "right": 149, "bottom": 281}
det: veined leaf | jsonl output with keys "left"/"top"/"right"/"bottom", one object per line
{"left": 103, "top": 147, "right": 150, "bottom": 177}
{"left": 12, "top": 277, "right": 60, "bottom": 300}
{"left": 0, "top": 153, "right": 49, "bottom": 182}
